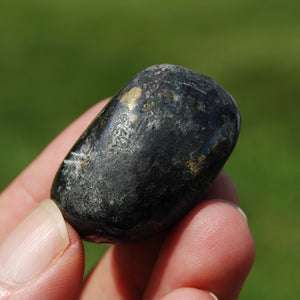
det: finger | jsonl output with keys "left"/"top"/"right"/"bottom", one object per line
{"left": 143, "top": 200, "right": 255, "bottom": 300}
{"left": 79, "top": 172, "right": 239, "bottom": 299}
{"left": 0, "top": 199, "right": 84, "bottom": 300}
{"left": 0, "top": 100, "right": 109, "bottom": 241}
{"left": 161, "top": 288, "right": 218, "bottom": 300}
{"left": 203, "top": 171, "right": 239, "bottom": 205}
{"left": 81, "top": 234, "right": 165, "bottom": 300}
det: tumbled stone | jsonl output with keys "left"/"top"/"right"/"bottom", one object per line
{"left": 51, "top": 64, "right": 241, "bottom": 243}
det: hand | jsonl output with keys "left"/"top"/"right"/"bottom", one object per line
{"left": 0, "top": 100, "right": 255, "bottom": 300}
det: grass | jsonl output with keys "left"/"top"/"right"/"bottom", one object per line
{"left": 0, "top": 0, "right": 299, "bottom": 298}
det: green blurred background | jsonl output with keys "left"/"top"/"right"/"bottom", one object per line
{"left": 0, "top": 0, "right": 299, "bottom": 298}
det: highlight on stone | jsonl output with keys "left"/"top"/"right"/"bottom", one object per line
{"left": 51, "top": 64, "right": 241, "bottom": 243}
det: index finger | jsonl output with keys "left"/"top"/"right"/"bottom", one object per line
{"left": 0, "top": 100, "right": 109, "bottom": 242}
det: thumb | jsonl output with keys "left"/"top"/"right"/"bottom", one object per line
{"left": 0, "top": 199, "right": 84, "bottom": 300}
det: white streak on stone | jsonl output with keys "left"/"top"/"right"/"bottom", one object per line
{"left": 181, "top": 82, "right": 207, "bottom": 94}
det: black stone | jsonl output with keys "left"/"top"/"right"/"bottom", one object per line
{"left": 51, "top": 64, "right": 241, "bottom": 243}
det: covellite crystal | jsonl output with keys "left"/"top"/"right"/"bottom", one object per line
{"left": 51, "top": 64, "right": 241, "bottom": 243}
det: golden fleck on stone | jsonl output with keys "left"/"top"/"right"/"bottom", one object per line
{"left": 100, "top": 118, "right": 107, "bottom": 127}
{"left": 164, "top": 94, "right": 173, "bottom": 104}
{"left": 211, "top": 141, "right": 219, "bottom": 151}
{"left": 120, "top": 87, "right": 142, "bottom": 110}
{"left": 80, "top": 158, "right": 90, "bottom": 173}
{"left": 197, "top": 154, "right": 206, "bottom": 163}
{"left": 185, "top": 160, "right": 200, "bottom": 175}
{"left": 185, "top": 154, "right": 207, "bottom": 176}
{"left": 142, "top": 100, "right": 155, "bottom": 112}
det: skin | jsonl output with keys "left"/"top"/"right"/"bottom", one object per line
{"left": 0, "top": 99, "right": 255, "bottom": 299}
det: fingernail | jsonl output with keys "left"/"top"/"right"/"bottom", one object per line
{"left": 217, "top": 199, "right": 248, "bottom": 221}
{"left": 0, "top": 199, "right": 69, "bottom": 283}
{"left": 208, "top": 291, "right": 219, "bottom": 300}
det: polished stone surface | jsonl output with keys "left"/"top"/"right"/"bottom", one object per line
{"left": 51, "top": 64, "right": 241, "bottom": 243}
